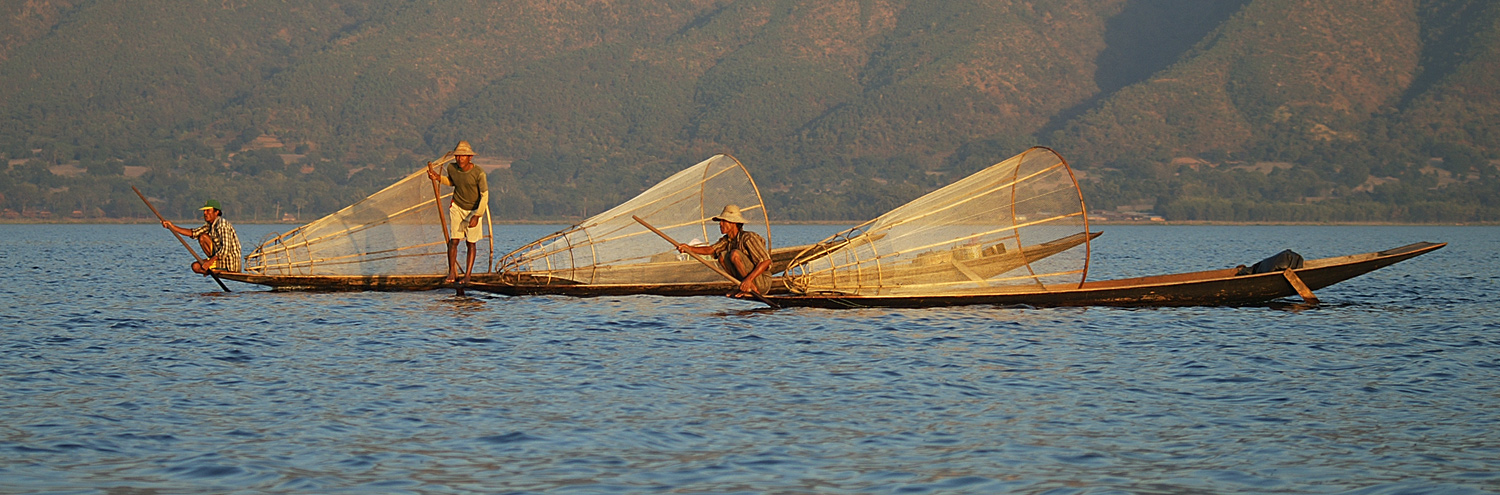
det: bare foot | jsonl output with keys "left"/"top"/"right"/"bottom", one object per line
{"left": 460, "top": 274, "right": 472, "bottom": 285}
{"left": 444, "top": 274, "right": 457, "bottom": 283}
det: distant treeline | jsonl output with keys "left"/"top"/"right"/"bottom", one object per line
{"left": 2, "top": 0, "right": 1498, "bottom": 223}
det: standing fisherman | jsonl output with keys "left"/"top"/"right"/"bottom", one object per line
{"left": 162, "top": 199, "right": 243, "bottom": 275}
{"left": 427, "top": 141, "right": 490, "bottom": 284}
{"left": 675, "top": 205, "right": 772, "bottom": 296}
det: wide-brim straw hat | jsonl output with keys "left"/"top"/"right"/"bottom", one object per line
{"left": 711, "top": 204, "right": 749, "bottom": 224}
{"left": 452, "top": 141, "right": 476, "bottom": 156}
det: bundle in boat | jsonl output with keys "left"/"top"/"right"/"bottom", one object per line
{"left": 482, "top": 154, "right": 782, "bottom": 296}
{"left": 783, "top": 146, "right": 1092, "bottom": 296}
{"left": 233, "top": 163, "right": 493, "bottom": 289}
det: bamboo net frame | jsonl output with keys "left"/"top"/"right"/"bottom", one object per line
{"left": 495, "top": 154, "right": 770, "bottom": 286}
{"left": 242, "top": 158, "right": 495, "bottom": 277}
{"left": 784, "top": 147, "right": 1091, "bottom": 296}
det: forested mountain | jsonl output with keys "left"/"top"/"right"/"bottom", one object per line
{"left": 2, "top": 0, "right": 1496, "bottom": 223}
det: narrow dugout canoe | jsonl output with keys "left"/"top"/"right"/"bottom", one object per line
{"left": 468, "top": 243, "right": 807, "bottom": 296}
{"left": 215, "top": 272, "right": 449, "bottom": 291}
{"left": 761, "top": 242, "right": 1445, "bottom": 309}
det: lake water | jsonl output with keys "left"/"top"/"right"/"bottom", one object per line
{"left": 1, "top": 224, "right": 1497, "bottom": 494}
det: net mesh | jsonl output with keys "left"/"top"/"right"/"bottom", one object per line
{"left": 784, "top": 147, "right": 1090, "bottom": 296}
{"left": 496, "top": 154, "right": 769, "bottom": 286}
{"left": 243, "top": 162, "right": 493, "bottom": 276}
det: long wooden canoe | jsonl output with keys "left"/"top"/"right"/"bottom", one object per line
{"left": 216, "top": 242, "right": 809, "bottom": 293}
{"left": 468, "top": 243, "right": 810, "bottom": 296}
{"left": 215, "top": 272, "right": 450, "bottom": 291}
{"left": 761, "top": 241, "right": 1445, "bottom": 309}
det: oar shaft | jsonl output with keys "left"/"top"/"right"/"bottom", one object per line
{"left": 633, "top": 215, "right": 778, "bottom": 308}
{"left": 132, "top": 186, "right": 231, "bottom": 292}
{"left": 427, "top": 153, "right": 463, "bottom": 295}
{"left": 426, "top": 153, "right": 454, "bottom": 240}
{"left": 634, "top": 216, "right": 737, "bottom": 281}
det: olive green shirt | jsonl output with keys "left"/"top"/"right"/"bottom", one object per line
{"left": 447, "top": 162, "right": 488, "bottom": 211}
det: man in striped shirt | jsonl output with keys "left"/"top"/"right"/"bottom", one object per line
{"left": 163, "top": 199, "right": 242, "bottom": 274}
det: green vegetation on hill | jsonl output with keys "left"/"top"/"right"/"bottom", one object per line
{"left": 2, "top": 0, "right": 1498, "bottom": 225}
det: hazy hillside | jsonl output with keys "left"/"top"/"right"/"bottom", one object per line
{"left": 2, "top": 0, "right": 1496, "bottom": 224}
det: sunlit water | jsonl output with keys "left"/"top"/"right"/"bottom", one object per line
{"left": 2, "top": 224, "right": 1496, "bottom": 494}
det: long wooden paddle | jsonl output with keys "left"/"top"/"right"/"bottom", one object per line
{"left": 425, "top": 152, "right": 455, "bottom": 241}
{"left": 132, "top": 186, "right": 231, "bottom": 292}
{"left": 633, "top": 215, "right": 778, "bottom": 309}
{"left": 426, "top": 153, "right": 465, "bottom": 295}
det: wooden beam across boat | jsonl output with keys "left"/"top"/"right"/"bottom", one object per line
{"left": 761, "top": 242, "right": 1445, "bottom": 309}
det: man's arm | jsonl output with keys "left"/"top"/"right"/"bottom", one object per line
{"left": 465, "top": 190, "right": 490, "bottom": 227}
{"left": 162, "top": 220, "right": 190, "bottom": 236}
{"left": 677, "top": 243, "right": 715, "bottom": 256}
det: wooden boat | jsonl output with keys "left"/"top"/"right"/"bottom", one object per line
{"left": 764, "top": 148, "right": 1444, "bottom": 309}
{"left": 470, "top": 244, "right": 805, "bottom": 296}
{"left": 763, "top": 242, "right": 1445, "bottom": 309}
{"left": 215, "top": 272, "right": 449, "bottom": 291}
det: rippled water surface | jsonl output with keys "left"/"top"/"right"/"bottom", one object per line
{"left": 2, "top": 224, "right": 1497, "bottom": 494}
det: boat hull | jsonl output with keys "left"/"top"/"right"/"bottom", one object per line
{"left": 215, "top": 272, "right": 450, "bottom": 291}
{"left": 763, "top": 242, "right": 1445, "bottom": 309}
{"left": 218, "top": 243, "right": 810, "bottom": 294}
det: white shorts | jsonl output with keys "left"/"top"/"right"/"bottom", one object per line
{"left": 448, "top": 203, "right": 485, "bottom": 243}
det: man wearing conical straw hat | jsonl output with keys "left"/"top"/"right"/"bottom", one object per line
{"left": 427, "top": 140, "right": 489, "bottom": 284}
{"left": 676, "top": 204, "right": 772, "bottom": 296}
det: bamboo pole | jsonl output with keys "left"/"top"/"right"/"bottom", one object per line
{"left": 633, "top": 215, "right": 778, "bottom": 308}
{"left": 132, "top": 186, "right": 231, "bottom": 292}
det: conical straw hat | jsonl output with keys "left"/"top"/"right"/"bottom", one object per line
{"left": 452, "top": 141, "right": 476, "bottom": 156}
{"left": 711, "top": 204, "right": 748, "bottom": 224}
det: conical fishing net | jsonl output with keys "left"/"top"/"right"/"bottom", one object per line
{"left": 242, "top": 162, "right": 493, "bottom": 276}
{"left": 496, "top": 154, "right": 769, "bottom": 287}
{"left": 784, "top": 147, "right": 1090, "bottom": 296}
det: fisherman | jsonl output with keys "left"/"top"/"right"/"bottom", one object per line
{"left": 426, "top": 140, "right": 490, "bottom": 284}
{"left": 676, "top": 204, "right": 772, "bottom": 296}
{"left": 161, "top": 199, "right": 243, "bottom": 275}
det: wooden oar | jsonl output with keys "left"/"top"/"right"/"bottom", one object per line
{"left": 425, "top": 152, "right": 455, "bottom": 241}
{"left": 426, "top": 153, "right": 463, "bottom": 295}
{"left": 632, "top": 215, "right": 778, "bottom": 309}
{"left": 132, "top": 186, "right": 231, "bottom": 292}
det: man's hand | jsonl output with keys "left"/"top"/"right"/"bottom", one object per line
{"left": 161, "top": 220, "right": 172, "bottom": 230}
{"left": 738, "top": 278, "right": 757, "bottom": 295}
{"left": 467, "top": 215, "right": 481, "bottom": 229}
{"left": 427, "top": 169, "right": 440, "bottom": 181}
{"left": 676, "top": 243, "right": 688, "bottom": 253}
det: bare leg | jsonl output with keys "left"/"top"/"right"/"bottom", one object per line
{"left": 198, "top": 234, "right": 215, "bottom": 259}
{"left": 195, "top": 235, "right": 216, "bottom": 275}
{"left": 445, "top": 238, "right": 460, "bottom": 282}
{"left": 462, "top": 241, "right": 477, "bottom": 284}
{"left": 723, "top": 249, "right": 753, "bottom": 279}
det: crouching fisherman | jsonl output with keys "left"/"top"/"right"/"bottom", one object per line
{"left": 162, "top": 199, "right": 243, "bottom": 274}
{"left": 676, "top": 204, "right": 772, "bottom": 297}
